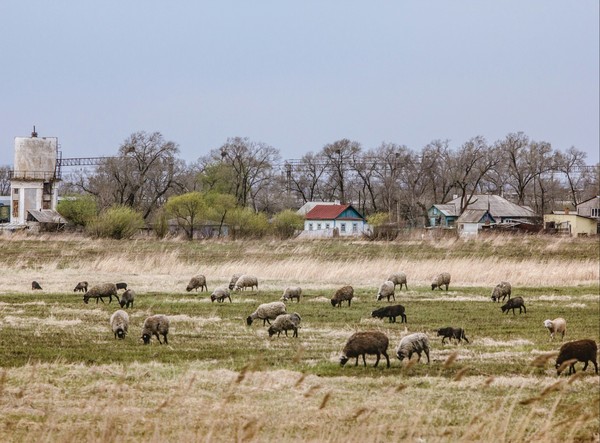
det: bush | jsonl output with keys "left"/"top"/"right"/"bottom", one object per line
{"left": 86, "top": 206, "right": 145, "bottom": 239}
{"left": 56, "top": 195, "right": 98, "bottom": 227}
{"left": 226, "top": 208, "right": 269, "bottom": 239}
{"left": 272, "top": 210, "right": 304, "bottom": 239}
{"left": 153, "top": 208, "right": 169, "bottom": 239}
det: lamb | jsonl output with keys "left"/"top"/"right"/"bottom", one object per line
{"left": 544, "top": 318, "right": 567, "bottom": 341}
{"left": 228, "top": 274, "right": 242, "bottom": 290}
{"left": 186, "top": 275, "right": 207, "bottom": 292}
{"left": 73, "top": 281, "right": 88, "bottom": 293}
{"left": 376, "top": 280, "right": 396, "bottom": 302}
{"left": 32, "top": 281, "right": 42, "bottom": 290}
{"left": 396, "top": 332, "right": 430, "bottom": 364}
{"left": 234, "top": 275, "right": 259, "bottom": 291}
{"left": 387, "top": 272, "right": 408, "bottom": 290}
{"left": 116, "top": 282, "right": 128, "bottom": 291}
{"left": 281, "top": 286, "right": 302, "bottom": 303}
{"left": 268, "top": 313, "right": 302, "bottom": 338}
{"left": 210, "top": 286, "right": 231, "bottom": 303}
{"left": 141, "top": 314, "right": 170, "bottom": 345}
{"left": 246, "top": 301, "right": 287, "bottom": 326}
{"left": 331, "top": 286, "right": 354, "bottom": 307}
{"left": 501, "top": 296, "right": 526, "bottom": 315}
{"left": 491, "top": 281, "right": 512, "bottom": 302}
{"left": 340, "top": 331, "right": 390, "bottom": 368}
{"left": 119, "top": 289, "right": 135, "bottom": 309}
{"left": 83, "top": 283, "right": 119, "bottom": 305}
{"left": 437, "top": 327, "right": 469, "bottom": 344}
{"left": 110, "top": 309, "right": 129, "bottom": 339}
{"left": 371, "top": 305, "right": 407, "bottom": 323}
{"left": 431, "top": 272, "right": 451, "bottom": 291}
{"left": 555, "top": 339, "right": 598, "bottom": 376}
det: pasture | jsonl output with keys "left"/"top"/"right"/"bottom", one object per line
{"left": 0, "top": 234, "right": 598, "bottom": 442}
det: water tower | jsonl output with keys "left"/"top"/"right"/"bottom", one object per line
{"left": 9, "top": 127, "right": 60, "bottom": 224}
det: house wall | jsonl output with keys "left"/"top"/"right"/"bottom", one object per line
{"left": 458, "top": 223, "right": 480, "bottom": 236}
{"left": 543, "top": 214, "right": 597, "bottom": 236}
{"left": 304, "top": 219, "right": 368, "bottom": 236}
{"left": 577, "top": 197, "right": 600, "bottom": 219}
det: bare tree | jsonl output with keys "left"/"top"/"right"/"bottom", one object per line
{"left": 0, "top": 166, "right": 11, "bottom": 195}
{"left": 555, "top": 146, "right": 588, "bottom": 206}
{"left": 321, "top": 139, "right": 361, "bottom": 204}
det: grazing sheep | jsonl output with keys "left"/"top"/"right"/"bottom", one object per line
{"left": 437, "top": 327, "right": 469, "bottom": 344}
{"left": 116, "top": 282, "right": 128, "bottom": 291}
{"left": 141, "top": 315, "right": 170, "bottom": 345}
{"left": 83, "top": 283, "right": 119, "bottom": 305}
{"left": 331, "top": 286, "right": 354, "bottom": 307}
{"left": 228, "top": 274, "right": 242, "bottom": 290}
{"left": 186, "top": 275, "right": 207, "bottom": 292}
{"left": 396, "top": 332, "right": 430, "bottom": 364}
{"left": 501, "top": 296, "right": 526, "bottom": 315}
{"left": 210, "top": 286, "right": 231, "bottom": 303}
{"left": 387, "top": 272, "right": 407, "bottom": 290}
{"left": 110, "top": 310, "right": 129, "bottom": 339}
{"left": 32, "top": 281, "right": 42, "bottom": 290}
{"left": 431, "top": 272, "right": 451, "bottom": 291}
{"left": 235, "top": 275, "right": 259, "bottom": 291}
{"left": 376, "top": 280, "right": 396, "bottom": 302}
{"left": 544, "top": 318, "right": 567, "bottom": 341}
{"left": 73, "top": 281, "right": 88, "bottom": 293}
{"left": 340, "top": 331, "right": 390, "bottom": 368}
{"left": 268, "top": 313, "right": 302, "bottom": 338}
{"left": 555, "top": 339, "right": 598, "bottom": 376}
{"left": 119, "top": 289, "right": 135, "bottom": 309}
{"left": 371, "top": 305, "right": 407, "bottom": 323}
{"left": 246, "top": 301, "right": 287, "bottom": 326}
{"left": 491, "top": 281, "right": 512, "bottom": 302}
{"left": 281, "top": 286, "right": 302, "bottom": 303}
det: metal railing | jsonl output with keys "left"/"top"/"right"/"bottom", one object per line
{"left": 8, "top": 170, "right": 57, "bottom": 181}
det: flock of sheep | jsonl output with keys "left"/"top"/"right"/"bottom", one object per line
{"left": 30, "top": 270, "right": 598, "bottom": 376}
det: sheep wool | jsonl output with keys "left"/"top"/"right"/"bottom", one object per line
{"left": 211, "top": 287, "right": 231, "bottom": 303}
{"left": 110, "top": 310, "right": 129, "bottom": 339}
{"left": 268, "top": 313, "right": 302, "bottom": 337}
{"left": 331, "top": 286, "right": 354, "bottom": 307}
{"left": 84, "top": 283, "right": 119, "bottom": 305}
{"left": 235, "top": 275, "right": 259, "bottom": 291}
{"left": 142, "top": 315, "right": 170, "bottom": 345}
{"left": 544, "top": 318, "right": 567, "bottom": 341}
{"left": 281, "top": 286, "right": 302, "bottom": 303}
{"left": 431, "top": 273, "right": 451, "bottom": 291}
{"left": 376, "top": 280, "right": 396, "bottom": 302}
{"left": 186, "top": 275, "right": 207, "bottom": 292}
{"left": 340, "top": 331, "right": 390, "bottom": 368}
{"left": 119, "top": 289, "right": 135, "bottom": 309}
{"left": 247, "top": 302, "right": 287, "bottom": 326}
{"left": 396, "top": 332, "right": 431, "bottom": 364}
{"left": 387, "top": 272, "right": 407, "bottom": 290}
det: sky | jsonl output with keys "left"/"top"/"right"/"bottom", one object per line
{"left": 1, "top": 1, "right": 598, "bottom": 168}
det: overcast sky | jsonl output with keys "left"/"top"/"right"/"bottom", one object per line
{"left": 1, "top": 1, "right": 598, "bottom": 168}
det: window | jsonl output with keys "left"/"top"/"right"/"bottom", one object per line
{"left": 317, "top": 223, "right": 321, "bottom": 230}
{"left": 308, "top": 223, "right": 313, "bottom": 231}
{"left": 352, "top": 223, "right": 358, "bottom": 233}
{"left": 325, "top": 223, "right": 330, "bottom": 229}
{"left": 340, "top": 223, "right": 346, "bottom": 233}
{"left": 592, "top": 208, "right": 600, "bottom": 218}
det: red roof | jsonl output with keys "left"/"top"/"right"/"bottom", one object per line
{"left": 304, "top": 204, "right": 363, "bottom": 220}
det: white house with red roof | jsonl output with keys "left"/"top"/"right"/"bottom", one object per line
{"left": 301, "top": 203, "right": 369, "bottom": 237}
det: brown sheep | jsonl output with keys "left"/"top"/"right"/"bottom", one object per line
{"left": 340, "top": 331, "right": 390, "bottom": 368}
{"left": 331, "top": 286, "right": 354, "bottom": 307}
{"left": 555, "top": 339, "right": 598, "bottom": 376}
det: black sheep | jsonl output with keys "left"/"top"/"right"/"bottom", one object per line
{"left": 501, "top": 296, "right": 526, "bottom": 315}
{"left": 437, "top": 327, "right": 469, "bottom": 344}
{"left": 371, "top": 305, "right": 407, "bottom": 323}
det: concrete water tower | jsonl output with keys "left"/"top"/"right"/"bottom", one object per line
{"left": 10, "top": 127, "right": 60, "bottom": 224}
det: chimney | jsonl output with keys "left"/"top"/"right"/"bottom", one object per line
{"left": 31, "top": 125, "right": 38, "bottom": 138}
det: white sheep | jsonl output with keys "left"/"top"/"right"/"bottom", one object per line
{"left": 141, "top": 314, "right": 170, "bottom": 345}
{"left": 376, "top": 280, "right": 396, "bottom": 302}
{"left": 387, "top": 272, "right": 407, "bottom": 290}
{"left": 396, "top": 332, "right": 430, "bottom": 364}
{"left": 228, "top": 274, "right": 242, "bottom": 290}
{"left": 110, "top": 310, "right": 129, "bottom": 339}
{"left": 186, "top": 275, "right": 207, "bottom": 292}
{"left": 431, "top": 273, "right": 451, "bottom": 291}
{"left": 268, "top": 313, "right": 302, "bottom": 337}
{"left": 210, "top": 286, "right": 232, "bottom": 303}
{"left": 544, "top": 318, "right": 567, "bottom": 341}
{"left": 235, "top": 275, "right": 259, "bottom": 291}
{"left": 246, "top": 301, "right": 287, "bottom": 326}
{"left": 281, "top": 286, "right": 302, "bottom": 303}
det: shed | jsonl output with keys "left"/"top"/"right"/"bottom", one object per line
{"left": 543, "top": 212, "right": 598, "bottom": 236}
{"left": 456, "top": 209, "right": 496, "bottom": 236}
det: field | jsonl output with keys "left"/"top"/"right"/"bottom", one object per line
{"left": 0, "top": 233, "right": 599, "bottom": 442}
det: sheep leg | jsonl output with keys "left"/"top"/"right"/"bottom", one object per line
{"left": 348, "top": 299, "right": 351, "bottom": 307}
{"left": 292, "top": 327, "right": 298, "bottom": 338}
{"left": 383, "top": 351, "right": 390, "bottom": 368}
{"left": 442, "top": 337, "right": 447, "bottom": 345}
{"left": 374, "top": 353, "right": 380, "bottom": 367}
{"left": 354, "top": 357, "right": 359, "bottom": 367}
{"left": 362, "top": 354, "right": 367, "bottom": 367}
{"left": 582, "top": 361, "right": 589, "bottom": 371}
{"left": 523, "top": 305, "right": 526, "bottom": 313}
{"left": 154, "top": 332, "right": 162, "bottom": 344}
{"left": 424, "top": 349, "right": 430, "bottom": 364}
{"left": 463, "top": 335, "right": 469, "bottom": 344}
{"left": 163, "top": 333, "right": 168, "bottom": 345}
{"left": 592, "top": 360, "right": 598, "bottom": 374}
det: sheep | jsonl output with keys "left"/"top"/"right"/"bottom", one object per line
{"left": 235, "top": 275, "right": 259, "bottom": 291}
{"left": 281, "top": 286, "right": 302, "bottom": 303}
{"left": 491, "top": 281, "right": 512, "bottom": 302}
{"left": 396, "top": 332, "right": 430, "bottom": 364}
{"left": 544, "top": 318, "right": 567, "bottom": 341}
{"left": 141, "top": 314, "right": 170, "bottom": 345}
{"left": 431, "top": 272, "right": 451, "bottom": 291}
{"left": 210, "top": 286, "right": 231, "bottom": 303}
{"left": 340, "top": 331, "right": 390, "bottom": 368}
{"left": 501, "top": 296, "right": 526, "bottom": 315}
{"left": 73, "top": 281, "right": 88, "bottom": 293}
{"left": 186, "top": 275, "right": 207, "bottom": 292}
{"left": 376, "top": 280, "right": 396, "bottom": 302}
{"left": 437, "top": 327, "right": 469, "bottom": 344}
{"left": 268, "top": 313, "right": 302, "bottom": 338}
{"left": 387, "top": 272, "right": 408, "bottom": 290}
{"left": 371, "top": 305, "right": 407, "bottom": 323}
{"left": 83, "top": 283, "right": 119, "bottom": 305}
{"left": 228, "top": 274, "right": 242, "bottom": 290}
{"left": 331, "top": 286, "right": 354, "bottom": 307}
{"left": 119, "top": 289, "right": 135, "bottom": 309}
{"left": 116, "top": 282, "right": 128, "bottom": 291}
{"left": 555, "top": 339, "right": 598, "bottom": 376}
{"left": 110, "top": 310, "right": 129, "bottom": 339}
{"left": 31, "top": 281, "right": 42, "bottom": 290}
{"left": 246, "top": 301, "right": 287, "bottom": 326}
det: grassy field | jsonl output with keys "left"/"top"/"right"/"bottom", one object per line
{"left": 0, "top": 233, "right": 598, "bottom": 441}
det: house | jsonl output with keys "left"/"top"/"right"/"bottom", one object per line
{"left": 456, "top": 209, "right": 496, "bottom": 236}
{"left": 428, "top": 195, "right": 537, "bottom": 229}
{"left": 297, "top": 201, "right": 339, "bottom": 216}
{"left": 301, "top": 204, "right": 369, "bottom": 237}
{"left": 576, "top": 196, "right": 600, "bottom": 233}
{"left": 543, "top": 210, "right": 598, "bottom": 236}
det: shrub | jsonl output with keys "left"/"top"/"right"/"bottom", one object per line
{"left": 272, "top": 210, "right": 304, "bottom": 239}
{"left": 226, "top": 208, "right": 269, "bottom": 239}
{"left": 86, "top": 205, "right": 145, "bottom": 239}
{"left": 57, "top": 194, "right": 98, "bottom": 227}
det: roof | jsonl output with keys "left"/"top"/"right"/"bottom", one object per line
{"left": 27, "top": 210, "right": 68, "bottom": 224}
{"left": 297, "top": 201, "right": 339, "bottom": 215}
{"left": 304, "top": 204, "right": 364, "bottom": 220}
{"left": 431, "top": 204, "right": 458, "bottom": 217}
{"left": 445, "top": 195, "right": 536, "bottom": 218}
{"left": 457, "top": 209, "right": 495, "bottom": 224}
